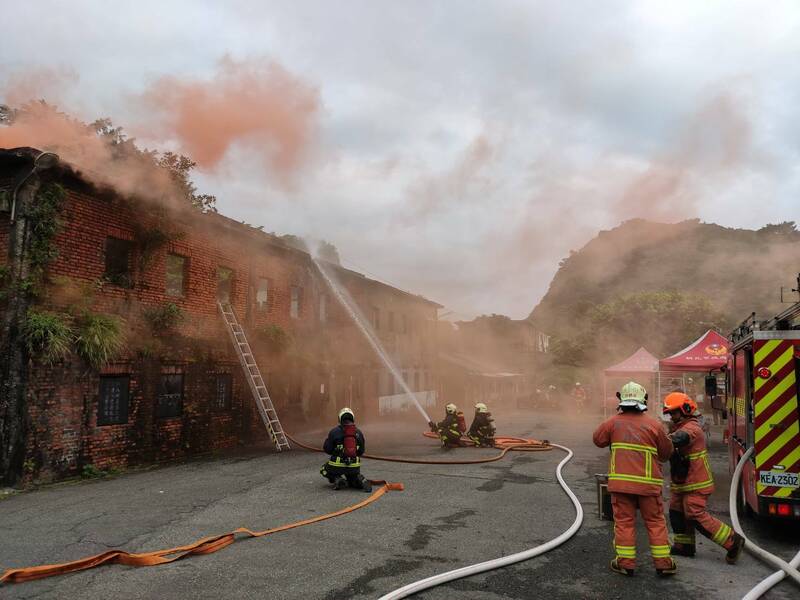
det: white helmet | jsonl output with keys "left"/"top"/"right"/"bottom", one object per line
{"left": 575, "top": 382, "right": 581, "bottom": 387}
{"left": 338, "top": 407, "right": 355, "bottom": 423}
{"left": 475, "top": 402, "right": 489, "bottom": 414}
{"left": 616, "top": 382, "right": 647, "bottom": 411}
{"left": 445, "top": 403, "right": 458, "bottom": 414}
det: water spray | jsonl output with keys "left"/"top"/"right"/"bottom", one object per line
{"left": 311, "top": 257, "right": 432, "bottom": 423}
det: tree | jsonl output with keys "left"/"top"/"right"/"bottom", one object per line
{"left": 316, "top": 240, "right": 340, "bottom": 264}
{"left": 588, "top": 291, "right": 725, "bottom": 358}
{"left": 1, "top": 104, "right": 217, "bottom": 213}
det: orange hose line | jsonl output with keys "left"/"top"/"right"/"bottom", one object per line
{"left": 285, "top": 431, "right": 552, "bottom": 466}
{"left": 1, "top": 480, "right": 403, "bottom": 585}
{"left": 2, "top": 430, "right": 549, "bottom": 586}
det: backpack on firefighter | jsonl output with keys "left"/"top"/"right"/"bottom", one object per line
{"left": 320, "top": 407, "right": 372, "bottom": 492}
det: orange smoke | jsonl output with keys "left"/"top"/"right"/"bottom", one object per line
{"left": 3, "top": 67, "right": 79, "bottom": 108}
{"left": 0, "top": 102, "right": 180, "bottom": 206}
{"left": 141, "top": 57, "right": 321, "bottom": 181}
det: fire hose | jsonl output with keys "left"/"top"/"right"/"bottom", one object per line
{"left": 729, "top": 446, "right": 800, "bottom": 598}
{"left": 376, "top": 443, "right": 582, "bottom": 599}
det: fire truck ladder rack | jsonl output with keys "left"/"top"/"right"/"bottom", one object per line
{"left": 218, "top": 302, "right": 290, "bottom": 452}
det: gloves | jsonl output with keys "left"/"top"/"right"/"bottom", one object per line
{"left": 670, "top": 430, "right": 690, "bottom": 448}
{"left": 428, "top": 421, "right": 437, "bottom": 432}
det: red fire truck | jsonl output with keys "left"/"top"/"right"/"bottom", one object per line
{"left": 727, "top": 296, "right": 800, "bottom": 519}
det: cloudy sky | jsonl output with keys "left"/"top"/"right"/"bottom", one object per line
{"left": 2, "top": 1, "right": 799, "bottom": 318}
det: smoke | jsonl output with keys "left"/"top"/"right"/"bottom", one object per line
{"left": 0, "top": 57, "right": 321, "bottom": 204}
{"left": 404, "top": 133, "right": 495, "bottom": 219}
{"left": 140, "top": 57, "right": 321, "bottom": 183}
{"left": 0, "top": 101, "right": 184, "bottom": 207}
{"left": 3, "top": 67, "right": 79, "bottom": 108}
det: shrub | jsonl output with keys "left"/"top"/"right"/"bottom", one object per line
{"left": 22, "top": 309, "right": 74, "bottom": 364}
{"left": 144, "top": 302, "right": 184, "bottom": 332}
{"left": 257, "top": 324, "right": 292, "bottom": 354}
{"left": 75, "top": 313, "right": 125, "bottom": 368}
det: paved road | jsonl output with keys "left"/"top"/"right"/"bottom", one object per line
{"left": 1, "top": 410, "right": 798, "bottom": 599}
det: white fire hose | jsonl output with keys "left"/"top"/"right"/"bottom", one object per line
{"left": 729, "top": 446, "right": 800, "bottom": 598}
{"left": 377, "top": 443, "right": 583, "bottom": 599}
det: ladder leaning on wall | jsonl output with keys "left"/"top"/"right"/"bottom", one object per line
{"left": 218, "top": 302, "right": 290, "bottom": 452}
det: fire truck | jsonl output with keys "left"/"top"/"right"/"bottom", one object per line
{"left": 726, "top": 290, "right": 800, "bottom": 520}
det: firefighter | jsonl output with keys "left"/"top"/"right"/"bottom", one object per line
{"left": 663, "top": 392, "right": 745, "bottom": 563}
{"left": 593, "top": 382, "right": 677, "bottom": 577}
{"left": 572, "top": 382, "right": 587, "bottom": 413}
{"left": 468, "top": 402, "right": 496, "bottom": 447}
{"left": 320, "top": 407, "right": 372, "bottom": 492}
{"left": 429, "top": 403, "right": 465, "bottom": 448}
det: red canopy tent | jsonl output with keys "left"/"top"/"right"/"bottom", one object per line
{"left": 658, "top": 330, "right": 730, "bottom": 372}
{"left": 604, "top": 347, "right": 660, "bottom": 377}
{"left": 657, "top": 330, "right": 731, "bottom": 414}
{"left": 602, "top": 347, "right": 659, "bottom": 417}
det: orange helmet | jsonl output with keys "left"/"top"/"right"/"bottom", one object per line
{"left": 663, "top": 392, "right": 697, "bottom": 416}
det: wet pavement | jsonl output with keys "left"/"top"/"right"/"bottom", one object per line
{"left": 1, "top": 409, "right": 798, "bottom": 599}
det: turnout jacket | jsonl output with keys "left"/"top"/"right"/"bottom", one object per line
{"left": 669, "top": 417, "right": 714, "bottom": 494}
{"left": 468, "top": 413, "right": 495, "bottom": 438}
{"left": 593, "top": 411, "right": 672, "bottom": 496}
{"left": 323, "top": 424, "right": 365, "bottom": 468}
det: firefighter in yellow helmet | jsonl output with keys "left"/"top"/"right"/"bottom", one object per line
{"left": 429, "top": 403, "right": 466, "bottom": 448}
{"left": 320, "top": 407, "right": 371, "bottom": 492}
{"left": 664, "top": 392, "right": 744, "bottom": 563}
{"left": 468, "top": 402, "right": 496, "bottom": 447}
{"left": 593, "top": 382, "right": 676, "bottom": 576}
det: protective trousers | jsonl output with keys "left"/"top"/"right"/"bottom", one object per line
{"left": 669, "top": 492, "right": 735, "bottom": 551}
{"left": 320, "top": 463, "right": 368, "bottom": 489}
{"left": 611, "top": 493, "right": 673, "bottom": 570}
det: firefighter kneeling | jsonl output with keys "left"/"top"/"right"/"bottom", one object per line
{"left": 664, "top": 392, "right": 744, "bottom": 563}
{"left": 593, "top": 382, "right": 677, "bottom": 576}
{"left": 320, "top": 407, "right": 372, "bottom": 492}
{"left": 429, "top": 403, "right": 466, "bottom": 448}
{"left": 468, "top": 403, "right": 496, "bottom": 447}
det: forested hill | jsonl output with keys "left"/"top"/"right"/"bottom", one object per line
{"left": 528, "top": 219, "right": 800, "bottom": 365}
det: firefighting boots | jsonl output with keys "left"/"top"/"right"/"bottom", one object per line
{"left": 725, "top": 533, "right": 745, "bottom": 564}
{"left": 609, "top": 559, "right": 634, "bottom": 577}
{"left": 656, "top": 558, "right": 678, "bottom": 577}
{"left": 359, "top": 475, "right": 373, "bottom": 493}
{"left": 670, "top": 544, "right": 696, "bottom": 557}
{"left": 333, "top": 475, "right": 348, "bottom": 490}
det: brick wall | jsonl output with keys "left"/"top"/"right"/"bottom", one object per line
{"left": 9, "top": 174, "right": 440, "bottom": 482}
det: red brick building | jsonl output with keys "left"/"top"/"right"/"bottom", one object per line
{"left": 0, "top": 147, "right": 440, "bottom": 484}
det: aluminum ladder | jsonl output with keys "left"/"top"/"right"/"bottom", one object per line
{"left": 218, "top": 302, "right": 290, "bottom": 451}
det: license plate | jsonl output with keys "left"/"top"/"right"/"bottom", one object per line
{"left": 759, "top": 470, "right": 800, "bottom": 488}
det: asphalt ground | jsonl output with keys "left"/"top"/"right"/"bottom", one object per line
{"left": 1, "top": 408, "right": 798, "bottom": 599}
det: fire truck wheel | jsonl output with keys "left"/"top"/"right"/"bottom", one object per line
{"left": 736, "top": 483, "right": 755, "bottom": 519}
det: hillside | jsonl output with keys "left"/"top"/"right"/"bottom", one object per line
{"left": 529, "top": 219, "right": 800, "bottom": 363}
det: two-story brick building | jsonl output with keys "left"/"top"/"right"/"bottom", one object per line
{"left": 0, "top": 147, "right": 440, "bottom": 484}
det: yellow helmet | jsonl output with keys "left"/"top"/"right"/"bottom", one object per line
{"left": 475, "top": 402, "right": 489, "bottom": 414}
{"left": 617, "top": 382, "right": 647, "bottom": 411}
{"left": 445, "top": 403, "right": 458, "bottom": 414}
{"left": 338, "top": 407, "right": 355, "bottom": 423}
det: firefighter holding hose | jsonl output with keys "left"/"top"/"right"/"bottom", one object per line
{"left": 429, "top": 403, "right": 466, "bottom": 448}
{"left": 468, "top": 402, "right": 496, "bottom": 447}
{"left": 593, "top": 382, "right": 677, "bottom": 577}
{"left": 320, "top": 407, "right": 372, "bottom": 492}
{"left": 663, "top": 392, "right": 745, "bottom": 563}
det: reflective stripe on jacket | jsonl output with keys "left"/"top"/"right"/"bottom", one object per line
{"left": 323, "top": 424, "right": 365, "bottom": 468}
{"left": 593, "top": 412, "right": 673, "bottom": 496}
{"left": 670, "top": 418, "right": 714, "bottom": 494}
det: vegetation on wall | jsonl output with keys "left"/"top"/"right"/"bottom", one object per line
{"left": 22, "top": 309, "right": 74, "bottom": 364}
{"left": 257, "top": 324, "right": 293, "bottom": 354}
{"left": 75, "top": 313, "right": 125, "bottom": 368}
{"left": 143, "top": 302, "right": 184, "bottom": 332}
{"left": 21, "top": 183, "right": 66, "bottom": 297}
